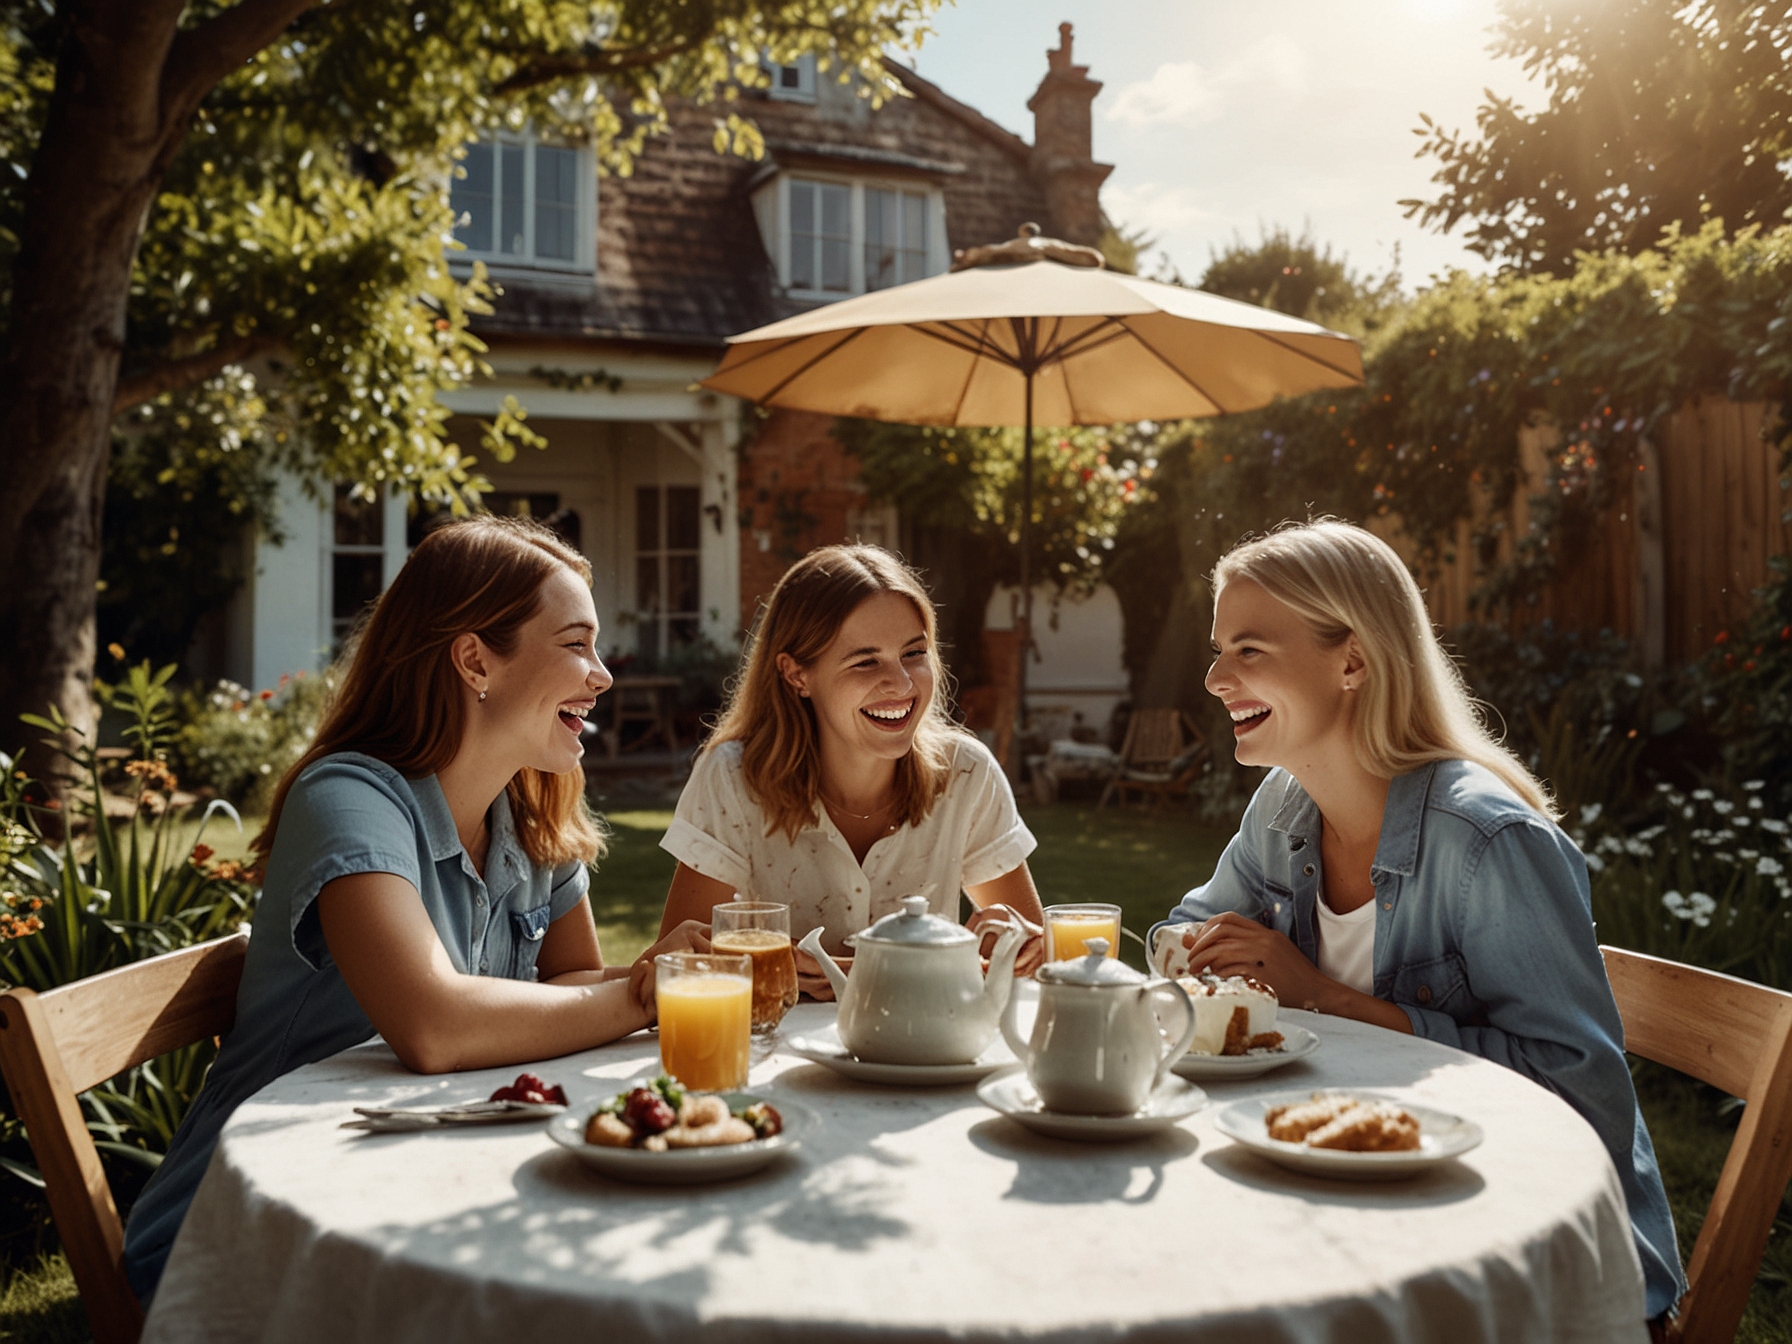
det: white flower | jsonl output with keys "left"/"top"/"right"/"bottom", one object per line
{"left": 1656, "top": 782, "right": 1674, "bottom": 794}
{"left": 1759, "top": 818, "right": 1788, "bottom": 835}
{"left": 1713, "top": 799, "right": 1736, "bottom": 815}
{"left": 1596, "top": 836, "right": 1625, "bottom": 855}
{"left": 1759, "top": 856, "right": 1784, "bottom": 877}
{"left": 1693, "top": 789, "right": 1715, "bottom": 801}
{"left": 1713, "top": 830, "right": 1736, "bottom": 845}
{"left": 1661, "top": 890, "right": 1684, "bottom": 913}
{"left": 1684, "top": 806, "right": 1696, "bottom": 820}
{"left": 1733, "top": 815, "right": 1753, "bottom": 828}
{"left": 1745, "top": 780, "right": 1766, "bottom": 792}
{"left": 1622, "top": 837, "right": 1652, "bottom": 856}
{"left": 1637, "top": 825, "right": 1667, "bottom": 841}
{"left": 1584, "top": 852, "right": 1607, "bottom": 873}
{"left": 1581, "top": 803, "right": 1604, "bottom": 826}
{"left": 1740, "top": 848, "right": 1760, "bottom": 861}
{"left": 1750, "top": 796, "right": 1765, "bottom": 810}
{"left": 1664, "top": 890, "right": 1716, "bottom": 926}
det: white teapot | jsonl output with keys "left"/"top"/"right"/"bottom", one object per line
{"left": 799, "top": 896, "right": 1024, "bottom": 1066}
{"left": 1000, "top": 939, "right": 1197, "bottom": 1115}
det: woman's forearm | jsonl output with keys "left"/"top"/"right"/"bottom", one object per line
{"left": 394, "top": 974, "right": 652, "bottom": 1074}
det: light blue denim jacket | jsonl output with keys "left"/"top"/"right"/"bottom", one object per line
{"left": 1152, "top": 760, "right": 1685, "bottom": 1319}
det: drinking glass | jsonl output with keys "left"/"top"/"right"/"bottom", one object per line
{"left": 1044, "top": 903, "right": 1124, "bottom": 961}
{"left": 709, "top": 900, "right": 798, "bottom": 1036}
{"left": 655, "top": 951, "right": 752, "bottom": 1091}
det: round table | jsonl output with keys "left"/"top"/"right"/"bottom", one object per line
{"left": 144, "top": 998, "right": 1648, "bottom": 1344}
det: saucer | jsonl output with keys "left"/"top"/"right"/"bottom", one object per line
{"left": 549, "top": 1092, "right": 813, "bottom": 1185}
{"left": 975, "top": 1067, "right": 1207, "bottom": 1142}
{"left": 1214, "top": 1089, "right": 1483, "bottom": 1180}
{"left": 1170, "top": 1023, "right": 1321, "bottom": 1081}
{"left": 783, "top": 1025, "right": 1016, "bottom": 1086}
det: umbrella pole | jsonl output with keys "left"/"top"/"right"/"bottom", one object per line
{"left": 1015, "top": 374, "right": 1034, "bottom": 772}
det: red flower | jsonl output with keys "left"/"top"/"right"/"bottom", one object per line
{"left": 259, "top": 689, "right": 274, "bottom": 701}
{"left": 1714, "top": 631, "right": 1730, "bottom": 645}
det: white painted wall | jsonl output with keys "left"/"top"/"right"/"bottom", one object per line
{"left": 248, "top": 473, "right": 328, "bottom": 693}
{"left": 985, "top": 582, "right": 1130, "bottom": 736}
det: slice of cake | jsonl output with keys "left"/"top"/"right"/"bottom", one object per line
{"left": 1174, "top": 973, "right": 1281, "bottom": 1056}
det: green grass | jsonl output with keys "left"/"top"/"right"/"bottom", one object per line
{"left": 5, "top": 801, "right": 1787, "bottom": 1339}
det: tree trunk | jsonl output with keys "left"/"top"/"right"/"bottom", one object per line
{"left": 0, "top": 2, "right": 183, "bottom": 755}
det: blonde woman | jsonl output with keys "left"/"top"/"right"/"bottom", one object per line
{"left": 641, "top": 544, "right": 1045, "bottom": 1002}
{"left": 1152, "top": 518, "right": 1683, "bottom": 1327}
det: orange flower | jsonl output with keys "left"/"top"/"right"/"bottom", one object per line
{"left": 190, "top": 844, "right": 215, "bottom": 865}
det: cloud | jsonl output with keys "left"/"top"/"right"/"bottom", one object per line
{"left": 1102, "top": 182, "right": 1219, "bottom": 233}
{"left": 1107, "top": 37, "right": 1309, "bottom": 128}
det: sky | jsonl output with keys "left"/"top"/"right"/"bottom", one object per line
{"left": 903, "top": 0, "right": 1543, "bottom": 290}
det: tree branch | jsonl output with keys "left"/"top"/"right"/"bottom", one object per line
{"left": 158, "top": 0, "right": 323, "bottom": 138}
{"left": 112, "top": 337, "right": 275, "bottom": 415}
{"left": 492, "top": 39, "right": 700, "bottom": 96}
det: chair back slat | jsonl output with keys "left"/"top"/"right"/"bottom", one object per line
{"left": 1125, "top": 709, "right": 1185, "bottom": 767}
{"left": 1600, "top": 945, "right": 1792, "bottom": 1344}
{"left": 1600, "top": 946, "right": 1779, "bottom": 1098}
{"left": 42, "top": 933, "right": 247, "bottom": 1095}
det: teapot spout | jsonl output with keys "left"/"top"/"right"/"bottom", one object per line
{"left": 797, "top": 926, "right": 849, "bottom": 1000}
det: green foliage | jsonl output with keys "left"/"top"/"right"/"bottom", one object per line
{"left": 0, "top": 664, "right": 254, "bottom": 1189}
{"left": 1405, "top": 0, "right": 1792, "bottom": 273}
{"left": 1197, "top": 224, "right": 1403, "bottom": 338}
{"left": 0, "top": 0, "right": 943, "bottom": 659}
{"left": 170, "top": 672, "right": 332, "bottom": 812}
{"left": 1697, "top": 555, "right": 1792, "bottom": 814}
{"left": 839, "top": 419, "right": 1157, "bottom": 593}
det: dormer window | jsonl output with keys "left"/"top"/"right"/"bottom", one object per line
{"left": 753, "top": 173, "right": 948, "bottom": 300}
{"left": 451, "top": 131, "right": 595, "bottom": 273}
{"left": 767, "top": 53, "right": 816, "bottom": 102}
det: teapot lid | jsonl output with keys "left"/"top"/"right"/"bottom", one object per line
{"left": 1035, "top": 939, "right": 1145, "bottom": 987}
{"left": 856, "top": 895, "right": 975, "bottom": 947}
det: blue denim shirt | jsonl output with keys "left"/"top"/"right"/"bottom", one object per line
{"left": 122, "top": 753, "right": 590, "bottom": 1301}
{"left": 1152, "top": 760, "right": 1685, "bottom": 1319}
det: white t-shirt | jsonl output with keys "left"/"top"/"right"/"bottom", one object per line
{"left": 660, "top": 735, "right": 1037, "bottom": 954}
{"left": 1315, "top": 891, "right": 1376, "bottom": 995}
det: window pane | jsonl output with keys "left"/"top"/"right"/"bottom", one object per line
{"left": 666, "top": 555, "right": 700, "bottom": 615}
{"left": 820, "top": 183, "right": 851, "bottom": 291}
{"left": 333, "top": 483, "right": 383, "bottom": 547}
{"left": 332, "top": 553, "right": 385, "bottom": 623}
{"left": 789, "top": 182, "right": 815, "bottom": 289}
{"left": 821, "top": 183, "right": 850, "bottom": 239}
{"left": 452, "top": 144, "right": 493, "bottom": 253}
{"left": 635, "top": 485, "right": 659, "bottom": 552}
{"left": 500, "top": 143, "right": 526, "bottom": 255}
{"left": 668, "top": 617, "right": 701, "bottom": 648}
{"left": 666, "top": 486, "right": 701, "bottom": 550}
{"left": 865, "top": 188, "right": 896, "bottom": 292}
{"left": 636, "top": 556, "right": 661, "bottom": 613}
{"left": 822, "top": 237, "right": 850, "bottom": 291}
{"left": 534, "top": 145, "right": 577, "bottom": 261}
{"left": 779, "top": 63, "right": 802, "bottom": 89}
{"left": 902, "top": 192, "right": 927, "bottom": 282}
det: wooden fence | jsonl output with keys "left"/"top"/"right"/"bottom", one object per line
{"left": 1378, "top": 397, "right": 1789, "bottom": 667}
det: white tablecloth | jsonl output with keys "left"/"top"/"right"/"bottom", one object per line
{"left": 145, "top": 999, "right": 1647, "bottom": 1344}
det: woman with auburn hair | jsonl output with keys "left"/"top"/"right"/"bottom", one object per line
{"left": 1151, "top": 518, "right": 1683, "bottom": 1326}
{"left": 123, "top": 515, "right": 704, "bottom": 1301}
{"left": 641, "top": 544, "right": 1045, "bottom": 1003}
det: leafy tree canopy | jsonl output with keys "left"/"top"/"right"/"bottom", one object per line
{"left": 1197, "top": 224, "right": 1403, "bottom": 337}
{"left": 1405, "top": 0, "right": 1792, "bottom": 273}
{"left": 0, "top": 0, "right": 937, "bottom": 638}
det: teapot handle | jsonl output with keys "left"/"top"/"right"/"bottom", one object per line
{"left": 1145, "top": 977, "right": 1197, "bottom": 1092}
{"left": 999, "top": 969, "right": 1033, "bottom": 1070}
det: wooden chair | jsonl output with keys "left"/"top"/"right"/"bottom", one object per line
{"left": 1599, "top": 946, "right": 1792, "bottom": 1343}
{"left": 1097, "top": 708, "right": 1209, "bottom": 810}
{"left": 0, "top": 932, "right": 250, "bottom": 1344}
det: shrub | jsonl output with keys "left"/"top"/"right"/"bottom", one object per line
{"left": 170, "top": 671, "right": 330, "bottom": 810}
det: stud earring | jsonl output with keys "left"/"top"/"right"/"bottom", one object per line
{"left": 478, "top": 689, "right": 487, "bottom": 702}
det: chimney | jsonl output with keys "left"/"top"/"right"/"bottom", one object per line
{"left": 1026, "top": 23, "right": 1114, "bottom": 248}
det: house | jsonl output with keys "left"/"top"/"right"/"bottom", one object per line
{"left": 226, "top": 24, "right": 1125, "bottom": 728}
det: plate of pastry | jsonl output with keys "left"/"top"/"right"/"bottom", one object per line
{"left": 1214, "top": 1089, "right": 1483, "bottom": 1180}
{"left": 1157, "top": 975, "right": 1320, "bottom": 1080}
{"left": 549, "top": 1075, "right": 812, "bottom": 1184}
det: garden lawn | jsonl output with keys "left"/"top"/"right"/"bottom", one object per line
{"left": 3, "top": 803, "right": 1787, "bottom": 1341}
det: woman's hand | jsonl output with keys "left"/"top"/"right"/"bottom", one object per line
{"left": 1178, "top": 912, "right": 1336, "bottom": 1012}
{"left": 793, "top": 946, "right": 837, "bottom": 1002}
{"left": 966, "top": 904, "right": 1046, "bottom": 977}
{"left": 627, "top": 919, "right": 713, "bottom": 1012}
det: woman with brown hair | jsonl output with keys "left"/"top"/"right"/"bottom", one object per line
{"left": 643, "top": 544, "right": 1045, "bottom": 1001}
{"left": 122, "top": 515, "right": 703, "bottom": 1301}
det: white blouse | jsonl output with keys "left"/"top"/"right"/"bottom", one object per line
{"left": 660, "top": 735, "right": 1036, "bottom": 954}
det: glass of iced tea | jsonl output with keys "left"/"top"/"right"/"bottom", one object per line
{"left": 1045, "top": 903, "right": 1124, "bottom": 961}
{"left": 655, "top": 951, "right": 752, "bottom": 1091}
{"left": 710, "top": 900, "right": 799, "bottom": 1037}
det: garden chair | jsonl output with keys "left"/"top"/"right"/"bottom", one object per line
{"left": 1599, "top": 946, "right": 1792, "bottom": 1344}
{"left": 0, "top": 931, "right": 250, "bottom": 1344}
{"left": 1097, "top": 708, "right": 1209, "bottom": 810}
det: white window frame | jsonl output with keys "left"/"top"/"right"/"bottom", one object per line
{"left": 449, "top": 129, "right": 597, "bottom": 276}
{"left": 750, "top": 172, "right": 949, "bottom": 302}
{"left": 766, "top": 53, "right": 817, "bottom": 102}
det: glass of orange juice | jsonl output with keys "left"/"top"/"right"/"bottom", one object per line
{"left": 655, "top": 951, "right": 753, "bottom": 1091}
{"left": 1044, "top": 903, "right": 1123, "bottom": 961}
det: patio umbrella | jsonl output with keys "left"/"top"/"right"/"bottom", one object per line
{"left": 702, "top": 227, "right": 1364, "bottom": 745}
